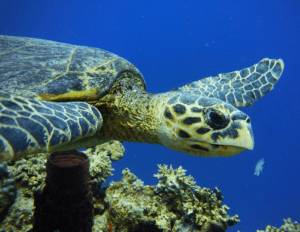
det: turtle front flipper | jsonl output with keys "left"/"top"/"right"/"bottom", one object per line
{"left": 0, "top": 91, "right": 102, "bottom": 161}
{"left": 176, "top": 58, "right": 284, "bottom": 107}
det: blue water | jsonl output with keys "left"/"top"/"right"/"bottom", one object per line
{"left": 1, "top": 0, "right": 299, "bottom": 231}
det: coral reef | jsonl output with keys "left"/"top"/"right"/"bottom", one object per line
{"left": 32, "top": 150, "right": 93, "bottom": 232}
{"left": 0, "top": 141, "right": 123, "bottom": 231}
{"left": 0, "top": 188, "right": 34, "bottom": 231}
{"left": 10, "top": 153, "right": 48, "bottom": 194}
{"left": 256, "top": 218, "right": 300, "bottom": 232}
{"left": 102, "top": 165, "right": 240, "bottom": 232}
{"left": 0, "top": 161, "right": 17, "bottom": 214}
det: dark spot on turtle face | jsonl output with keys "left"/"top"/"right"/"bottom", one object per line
{"left": 178, "top": 130, "right": 190, "bottom": 138}
{"left": 191, "top": 107, "right": 202, "bottom": 113}
{"left": 212, "top": 144, "right": 219, "bottom": 149}
{"left": 173, "top": 104, "right": 186, "bottom": 115}
{"left": 190, "top": 144, "right": 208, "bottom": 151}
{"left": 1, "top": 100, "right": 23, "bottom": 111}
{"left": 211, "top": 133, "right": 219, "bottom": 142}
{"left": 182, "top": 117, "right": 201, "bottom": 125}
{"left": 164, "top": 108, "right": 173, "bottom": 120}
{"left": 179, "top": 94, "right": 198, "bottom": 105}
{"left": 204, "top": 108, "right": 229, "bottom": 130}
{"left": 196, "top": 127, "right": 210, "bottom": 135}
{"left": 211, "top": 121, "right": 242, "bottom": 142}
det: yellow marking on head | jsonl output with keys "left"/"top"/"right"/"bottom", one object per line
{"left": 160, "top": 94, "right": 254, "bottom": 157}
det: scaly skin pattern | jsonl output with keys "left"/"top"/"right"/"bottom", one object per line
{"left": 92, "top": 89, "right": 253, "bottom": 158}
{"left": 0, "top": 90, "right": 102, "bottom": 161}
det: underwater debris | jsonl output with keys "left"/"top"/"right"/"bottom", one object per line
{"left": 257, "top": 218, "right": 300, "bottom": 232}
{"left": 32, "top": 150, "right": 93, "bottom": 232}
{"left": 254, "top": 158, "right": 265, "bottom": 177}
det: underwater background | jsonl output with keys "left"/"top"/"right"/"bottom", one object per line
{"left": 0, "top": 0, "right": 299, "bottom": 231}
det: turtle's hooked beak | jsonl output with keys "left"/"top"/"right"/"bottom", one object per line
{"left": 206, "top": 118, "right": 254, "bottom": 157}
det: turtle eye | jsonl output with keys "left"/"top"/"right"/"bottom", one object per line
{"left": 204, "top": 108, "right": 229, "bottom": 130}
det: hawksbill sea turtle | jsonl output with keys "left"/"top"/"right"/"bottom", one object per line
{"left": 0, "top": 36, "right": 284, "bottom": 162}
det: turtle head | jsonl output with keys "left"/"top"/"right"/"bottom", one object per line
{"left": 159, "top": 92, "right": 254, "bottom": 157}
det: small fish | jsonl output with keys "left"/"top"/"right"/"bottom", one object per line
{"left": 254, "top": 158, "right": 265, "bottom": 177}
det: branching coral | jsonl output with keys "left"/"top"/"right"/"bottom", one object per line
{"left": 84, "top": 141, "right": 125, "bottom": 184}
{"left": 154, "top": 164, "right": 196, "bottom": 194}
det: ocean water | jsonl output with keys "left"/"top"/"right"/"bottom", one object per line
{"left": 1, "top": 0, "right": 299, "bottom": 231}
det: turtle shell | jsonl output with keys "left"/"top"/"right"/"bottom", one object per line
{"left": 0, "top": 35, "right": 145, "bottom": 101}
